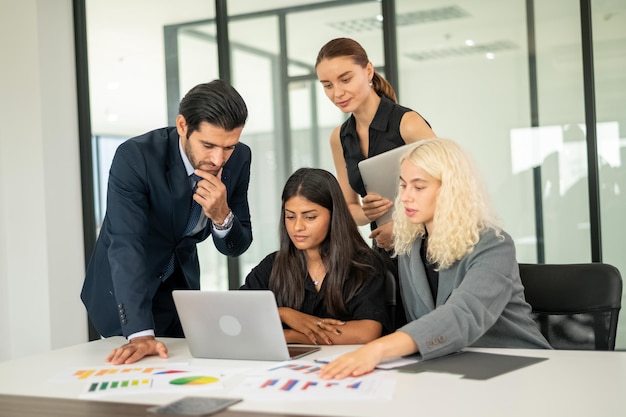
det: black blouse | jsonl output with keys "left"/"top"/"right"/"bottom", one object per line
{"left": 240, "top": 252, "right": 390, "bottom": 332}
{"left": 339, "top": 95, "right": 412, "bottom": 198}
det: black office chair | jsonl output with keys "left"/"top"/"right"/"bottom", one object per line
{"left": 385, "top": 270, "right": 397, "bottom": 332}
{"left": 518, "top": 263, "right": 622, "bottom": 350}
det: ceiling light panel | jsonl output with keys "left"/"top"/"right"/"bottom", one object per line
{"left": 405, "top": 40, "right": 518, "bottom": 61}
{"left": 327, "top": 5, "right": 470, "bottom": 34}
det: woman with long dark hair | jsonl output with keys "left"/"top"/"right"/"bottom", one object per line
{"left": 241, "top": 168, "right": 389, "bottom": 345}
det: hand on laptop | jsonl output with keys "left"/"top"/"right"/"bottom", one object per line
{"left": 106, "top": 336, "right": 168, "bottom": 365}
{"left": 361, "top": 193, "right": 393, "bottom": 222}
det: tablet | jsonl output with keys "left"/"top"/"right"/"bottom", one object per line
{"left": 357, "top": 143, "right": 418, "bottom": 225}
{"left": 147, "top": 397, "right": 242, "bottom": 415}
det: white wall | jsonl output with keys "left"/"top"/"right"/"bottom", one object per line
{"left": 0, "top": 0, "right": 87, "bottom": 361}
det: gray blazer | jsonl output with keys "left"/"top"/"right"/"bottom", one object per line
{"left": 398, "top": 229, "right": 551, "bottom": 360}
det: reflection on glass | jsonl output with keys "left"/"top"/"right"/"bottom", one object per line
{"left": 178, "top": 25, "right": 219, "bottom": 93}
{"left": 593, "top": 0, "right": 626, "bottom": 348}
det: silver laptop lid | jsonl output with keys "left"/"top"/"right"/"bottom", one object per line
{"left": 172, "top": 290, "right": 318, "bottom": 361}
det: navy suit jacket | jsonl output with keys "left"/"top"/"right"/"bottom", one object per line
{"left": 81, "top": 127, "right": 253, "bottom": 337}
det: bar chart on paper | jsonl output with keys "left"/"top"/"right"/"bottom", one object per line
{"left": 231, "top": 361, "right": 395, "bottom": 400}
{"left": 257, "top": 378, "right": 363, "bottom": 392}
{"left": 52, "top": 364, "right": 212, "bottom": 383}
{"left": 72, "top": 366, "right": 163, "bottom": 381}
{"left": 80, "top": 372, "right": 223, "bottom": 397}
{"left": 48, "top": 364, "right": 226, "bottom": 398}
{"left": 87, "top": 378, "right": 152, "bottom": 393}
{"left": 268, "top": 363, "right": 323, "bottom": 374}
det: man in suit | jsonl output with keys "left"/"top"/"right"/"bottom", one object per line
{"left": 81, "top": 80, "right": 253, "bottom": 364}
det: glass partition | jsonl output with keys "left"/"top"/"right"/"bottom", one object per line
{"left": 86, "top": 0, "right": 222, "bottom": 291}
{"left": 395, "top": 0, "right": 542, "bottom": 261}
{"left": 592, "top": 0, "right": 626, "bottom": 348}
{"left": 394, "top": 0, "right": 625, "bottom": 348}
{"left": 84, "top": 0, "right": 626, "bottom": 348}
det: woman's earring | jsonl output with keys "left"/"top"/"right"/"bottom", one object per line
{"left": 368, "top": 80, "right": 373, "bottom": 86}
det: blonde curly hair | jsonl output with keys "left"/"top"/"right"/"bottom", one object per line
{"left": 392, "top": 138, "right": 502, "bottom": 270}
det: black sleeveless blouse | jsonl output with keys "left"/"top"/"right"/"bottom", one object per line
{"left": 339, "top": 95, "right": 417, "bottom": 197}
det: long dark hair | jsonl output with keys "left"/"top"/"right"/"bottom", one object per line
{"left": 270, "top": 168, "right": 384, "bottom": 316}
{"left": 315, "top": 37, "right": 397, "bottom": 103}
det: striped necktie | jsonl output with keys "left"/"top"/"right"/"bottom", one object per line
{"left": 184, "top": 174, "right": 203, "bottom": 235}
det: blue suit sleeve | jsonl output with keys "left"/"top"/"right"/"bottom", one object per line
{"left": 106, "top": 140, "right": 160, "bottom": 336}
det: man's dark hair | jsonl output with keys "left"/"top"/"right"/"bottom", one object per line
{"left": 178, "top": 79, "right": 248, "bottom": 137}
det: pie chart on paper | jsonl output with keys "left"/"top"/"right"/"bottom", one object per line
{"left": 169, "top": 376, "right": 220, "bottom": 386}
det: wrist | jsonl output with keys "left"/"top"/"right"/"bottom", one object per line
{"left": 277, "top": 306, "right": 292, "bottom": 322}
{"left": 127, "top": 329, "right": 155, "bottom": 340}
{"left": 213, "top": 210, "right": 234, "bottom": 230}
{"left": 129, "top": 335, "right": 155, "bottom": 343}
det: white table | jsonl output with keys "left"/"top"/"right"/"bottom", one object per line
{"left": 1, "top": 337, "right": 625, "bottom": 417}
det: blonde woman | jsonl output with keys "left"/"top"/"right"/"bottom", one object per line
{"left": 320, "top": 138, "right": 550, "bottom": 379}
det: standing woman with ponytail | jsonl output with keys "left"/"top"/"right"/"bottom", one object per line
{"left": 315, "top": 38, "right": 436, "bottom": 328}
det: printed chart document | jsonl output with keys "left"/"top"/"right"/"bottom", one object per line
{"left": 49, "top": 360, "right": 397, "bottom": 401}
{"left": 50, "top": 363, "right": 234, "bottom": 398}
{"left": 230, "top": 361, "right": 396, "bottom": 401}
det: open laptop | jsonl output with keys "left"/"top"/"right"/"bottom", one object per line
{"left": 358, "top": 142, "right": 418, "bottom": 225}
{"left": 172, "top": 290, "right": 320, "bottom": 361}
